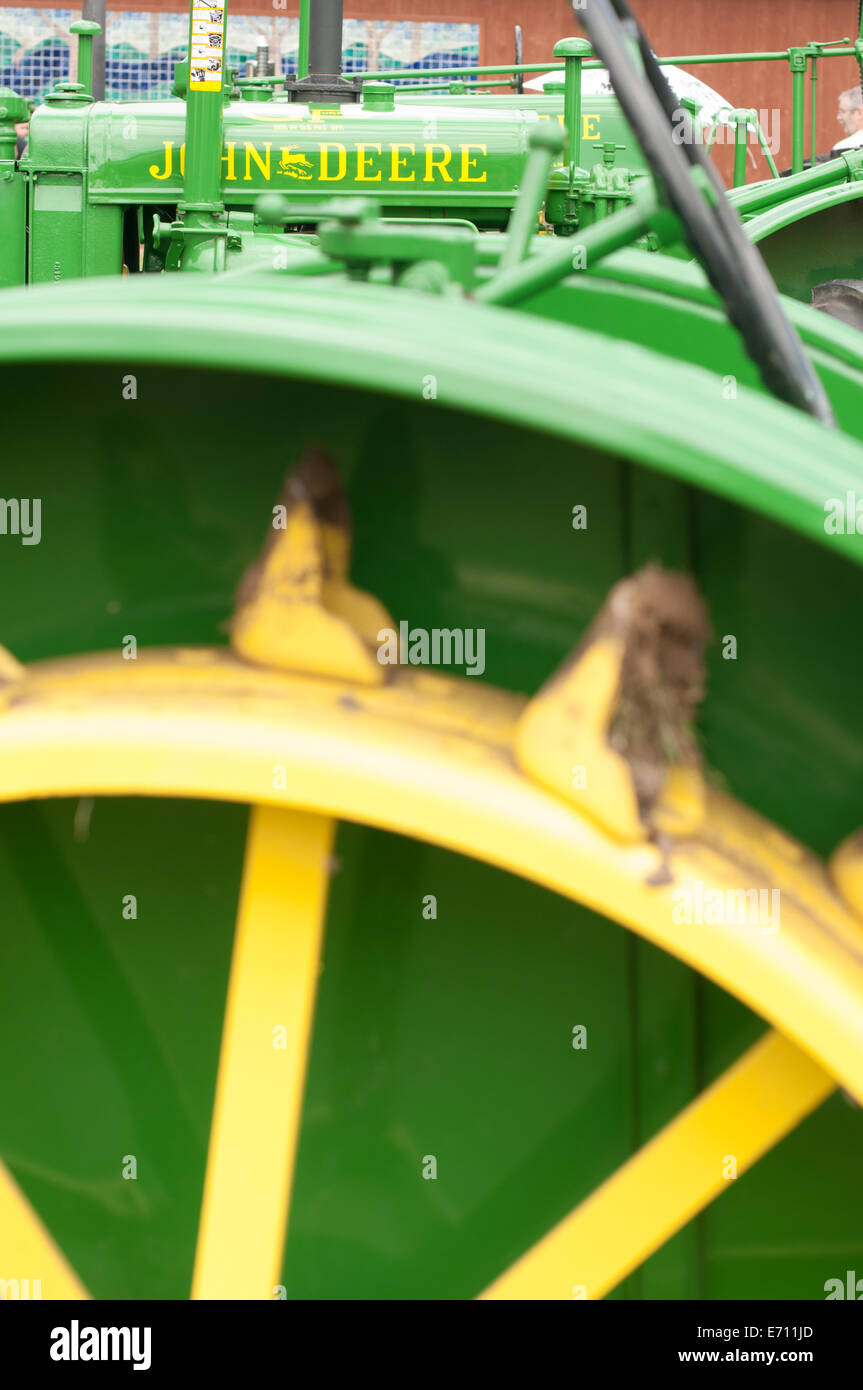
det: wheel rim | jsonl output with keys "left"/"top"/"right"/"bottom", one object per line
{"left": 2, "top": 643, "right": 860, "bottom": 1299}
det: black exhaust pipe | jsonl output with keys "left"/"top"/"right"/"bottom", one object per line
{"left": 287, "top": 0, "right": 358, "bottom": 103}
{"left": 82, "top": 0, "right": 106, "bottom": 100}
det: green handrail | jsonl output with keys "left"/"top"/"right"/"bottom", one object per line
{"left": 361, "top": 40, "right": 861, "bottom": 181}
{"left": 298, "top": 0, "right": 310, "bottom": 80}
{"left": 356, "top": 46, "right": 860, "bottom": 84}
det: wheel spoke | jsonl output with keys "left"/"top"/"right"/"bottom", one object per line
{"left": 191, "top": 806, "right": 334, "bottom": 1300}
{"left": 5, "top": 648, "right": 863, "bottom": 1109}
{"left": 480, "top": 1030, "right": 834, "bottom": 1300}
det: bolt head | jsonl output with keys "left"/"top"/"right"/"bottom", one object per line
{"left": 0, "top": 86, "right": 29, "bottom": 121}
{"left": 553, "top": 37, "right": 593, "bottom": 59}
{"left": 362, "top": 80, "right": 395, "bottom": 111}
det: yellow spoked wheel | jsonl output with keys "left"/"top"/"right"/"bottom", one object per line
{"left": 1, "top": 637, "right": 861, "bottom": 1300}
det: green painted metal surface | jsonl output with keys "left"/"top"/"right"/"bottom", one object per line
{"left": 0, "top": 87, "right": 27, "bottom": 288}
{"left": 2, "top": 343, "right": 862, "bottom": 1297}
{"left": 395, "top": 90, "right": 651, "bottom": 177}
{"left": 1, "top": 272, "right": 863, "bottom": 565}
{"left": 4, "top": 1, "right": 863, "bottom": 1303}
{"left": 746, "top": 187, "right": 863, "bottom": 302}
{"left": 21, "top": 96, "right": 539, "bottom": 248}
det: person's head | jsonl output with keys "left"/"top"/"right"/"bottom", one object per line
{"left": 838, "top": 86, "right": 863, "bottom": 135}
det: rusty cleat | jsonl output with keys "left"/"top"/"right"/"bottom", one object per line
{"left": 515, "top": 566, "right": 710, "bottom": 842}
{"left": 230, "top": 450, "right": 393, "bottom": 684}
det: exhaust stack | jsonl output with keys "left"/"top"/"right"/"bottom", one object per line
{"left": 288, "top": 0, "right": 358, "bottom": 103}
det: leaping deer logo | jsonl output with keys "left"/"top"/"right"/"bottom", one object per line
{"left": 277, "top": 147, "right": 314, "bottom": 180}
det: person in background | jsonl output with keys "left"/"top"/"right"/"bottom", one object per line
{"left": 15, "top": 102, "right": 35, "bottom": 159}
{"left": 783, "top": 84, "right": 863, "bottom": 173}
{"left": 832, "top": 86, "right": 863, "bottom": 155}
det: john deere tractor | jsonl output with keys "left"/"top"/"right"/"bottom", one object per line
{"left": 1, "top": 0, "right": 863, "bottom": 1303}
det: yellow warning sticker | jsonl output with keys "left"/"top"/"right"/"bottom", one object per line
{"left": 189, "top": 3, "right": 224, "bottom": 92}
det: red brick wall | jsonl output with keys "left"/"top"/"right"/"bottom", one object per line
{"left": 384, "top": 0, "right": 863, "bottom": 171}
{"left": 571, "top": 1, "right": 862, "bottom": 169}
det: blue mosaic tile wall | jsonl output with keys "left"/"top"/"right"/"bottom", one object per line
{"left": 0, "top": 8, "right": 480, "bottom": 101}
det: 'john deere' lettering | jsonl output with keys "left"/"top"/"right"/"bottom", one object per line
{"left": 148, "top": 140, "right": 488, "bottom": 185}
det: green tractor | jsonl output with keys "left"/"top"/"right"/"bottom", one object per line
{"left": 2, "top": 0, "right": 863, "bottom": 1303}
